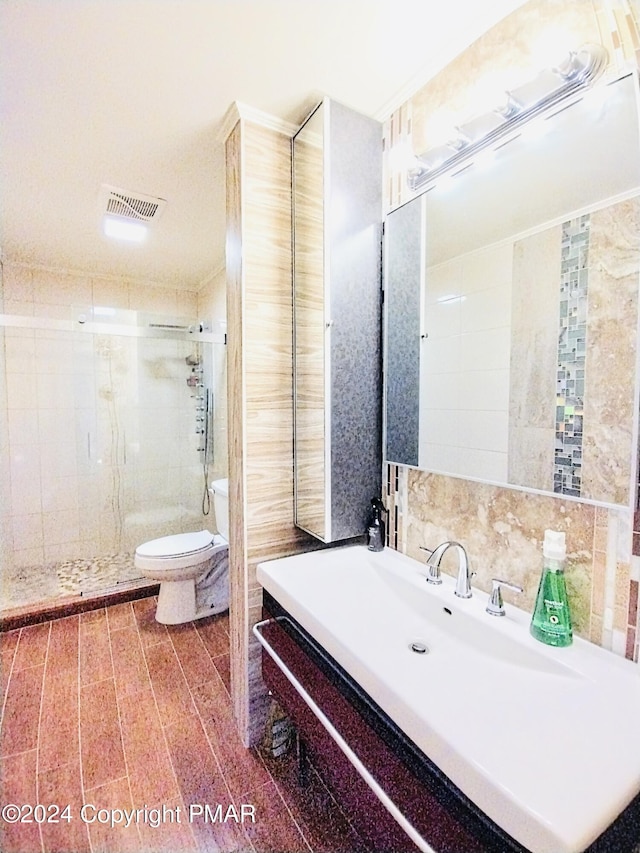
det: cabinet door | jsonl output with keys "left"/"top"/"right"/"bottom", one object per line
{"left": 384, "top": 195, "right": 423, "bottom": 467}
{"left": 293, "top": 99, "right": 383, "bottom": 543}
{"left": 293, "top": 102, "right": 327, "bottom": 539}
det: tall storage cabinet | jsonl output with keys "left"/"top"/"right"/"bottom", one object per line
{"left": 293, "top": 98, "right": 382, "bottom": 543}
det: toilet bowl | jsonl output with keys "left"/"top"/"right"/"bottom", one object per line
{"left": 134, "top": 478, "right": 230, "bottom": 625}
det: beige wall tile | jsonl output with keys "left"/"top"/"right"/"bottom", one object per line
{"left": 582, "top": 197, "right": 640, "bottom": 506}
{"left": 404, "top": 468, "right": 597, "bottom": 635}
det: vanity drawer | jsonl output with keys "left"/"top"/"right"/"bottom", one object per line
{"left": 259, "top": 596, "right": 513, "bottom": 853}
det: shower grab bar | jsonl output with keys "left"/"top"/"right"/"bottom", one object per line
{"left": 252, "top": 617, "right": 436, "bottom": 853}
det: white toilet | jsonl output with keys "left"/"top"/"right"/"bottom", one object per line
{"left": 134, "top": 478, "right": 230, "bottom": 625}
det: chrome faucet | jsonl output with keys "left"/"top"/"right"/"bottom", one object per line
{"left": 486, "top": 578, "right": 523, "bottom": 616}
{"left": 421, "top": 541, "right": 474, "bottom": 598}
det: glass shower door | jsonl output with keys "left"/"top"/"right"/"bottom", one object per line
{"left": 1, "top": 306, "right": 226, "bottom": 611}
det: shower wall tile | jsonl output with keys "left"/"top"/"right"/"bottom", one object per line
{"left": 3, "top": 299, "right": 33, "bottom": 316}
{"left": 3, "top": 263, "right": 34, "bottom": 302}
{"left": 510, "top": 221, "right": 563, "bottom": 489}
{"left": 7, "top": 408, "right": 38, "bottom": 446}
{"left": 91, "top": 276, "right": 130, "bottom": 310}
{"left": 426, "top": 257, "right": 463, "bottom": 304}
{"left": 6, "top": 373, "right": 34, "bottom": 409}
{"left": 11, "top": 514, "right": 43, "bottom": 551}
{"left": 133, "top": 284, "right": 177, "bottom": 315}
{"left": 422, "top": 241, "right": 511, "bottom": 482}
{"left": 13, "top": 547, "right": 45, "bottom": 570}
{"left": 78, "top": 509, "right": 101, "bottom": 544}
{"left": 460, "top": 326, "right": 510, "bottom": 372}
{"left": 33, "top": 302, "right": 75, "bottom": 320}
{"left": 35, "top": 335, "right": 75, "bottom": 372}
{"left": 40, "top": 440, "right": 78, "bottom": 479}
{"left": 77, "top": 473, "right": 101, "bottom": 510}
{"left": 459, "top": 369, "right": 509, "bottom": 412}
{"left": 10, "top": 449, "right": 41, "bottom": 513}
{"left": 4, "top": 334, "right": 36, "bottom": 374}
{"left": 41, "top": 476, "right": 79, "bottom": 513}
{"left": 36, "top": 374, "right": 76, "bottom": 410}
{"left": 43, "top": 509, "right": 80, "bottom": 547}
{"left": 460, "top": 282, "right": 511, "bottom": 333}
{"left": 32, "top": 268, "right": 92, "bottom": 307}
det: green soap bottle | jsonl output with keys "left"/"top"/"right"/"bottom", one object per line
{"left": 530, "top": 529, "right": 573, "bottom": 647}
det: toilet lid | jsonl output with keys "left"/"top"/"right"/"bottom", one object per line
{"left": 136, "top": 529, "right": 214, "bottom": 559}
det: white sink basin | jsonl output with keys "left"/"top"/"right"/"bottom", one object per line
{"left": 257, "top": 543, "right": 640, "bottom": 853}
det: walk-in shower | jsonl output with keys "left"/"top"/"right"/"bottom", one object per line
{"left": 0, "top": 305, "right": 226, "bottom": 612}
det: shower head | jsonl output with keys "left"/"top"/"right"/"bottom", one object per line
{"left": 185, "top": 354, "right": 201, "bottom": 366}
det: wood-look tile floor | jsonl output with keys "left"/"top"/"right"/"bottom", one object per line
{"left": 0, "top": 597, "right": 367, "bottom": 853}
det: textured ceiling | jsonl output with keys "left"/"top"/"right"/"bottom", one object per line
{"left": 0, "top": 0, "right": 526, "bottom": 289}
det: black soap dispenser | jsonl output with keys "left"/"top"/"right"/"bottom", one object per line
{"left": 366, "top": 498, "right": 386, "bottom": 552}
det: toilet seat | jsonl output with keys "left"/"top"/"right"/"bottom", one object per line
{"left": 134, "top": 530, "right": 227, "bottom": 574}
{"left": 136, "top": 529, "right": 215, "bottom": 559}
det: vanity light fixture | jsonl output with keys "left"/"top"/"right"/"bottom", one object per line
{"left": 408, "top": 43, "right": 608, "bottom": 192}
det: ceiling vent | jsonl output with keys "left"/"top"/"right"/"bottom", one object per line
{"left": 98, "top": 184, "right": 167, "bottom": 223}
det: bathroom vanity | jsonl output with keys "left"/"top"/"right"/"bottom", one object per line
{"left": 255, "top": 545, "right": 640, "bottom": 853}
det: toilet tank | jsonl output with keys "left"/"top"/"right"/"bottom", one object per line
{"left": 209, "top": 478, "right": 229, "bottom": 541}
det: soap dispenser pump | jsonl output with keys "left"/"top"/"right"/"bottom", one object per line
{"left": 366, "top": 498, "right": 386, "bottom": 552}
{"left": 530, "top": 529, "right": 573, "bottom": 647}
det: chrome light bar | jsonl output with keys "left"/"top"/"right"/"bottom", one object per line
{"left": 408, "top": 44, "right": 609, "bottom": 192}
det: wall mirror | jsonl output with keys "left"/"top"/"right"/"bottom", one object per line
{"left": 384, "top": 70, "right": 640, "bottom": 507}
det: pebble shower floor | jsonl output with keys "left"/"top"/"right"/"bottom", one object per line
{"left": 1, "top": 553, "right": 145, "bottom": 612}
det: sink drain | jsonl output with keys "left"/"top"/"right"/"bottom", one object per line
{"left": 409, "top": 641, "right": 429, "bottom": 655}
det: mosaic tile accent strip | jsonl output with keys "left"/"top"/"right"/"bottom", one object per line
{"left": 385, "top": 463, "right": 400, "bottom": 550}
{"left": 555, "top": 215, "right": 590, "bottom": 497}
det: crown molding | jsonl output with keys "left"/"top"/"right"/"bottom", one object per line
{"left": 216, "top": 101, "right": 298, "bottom": 144}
